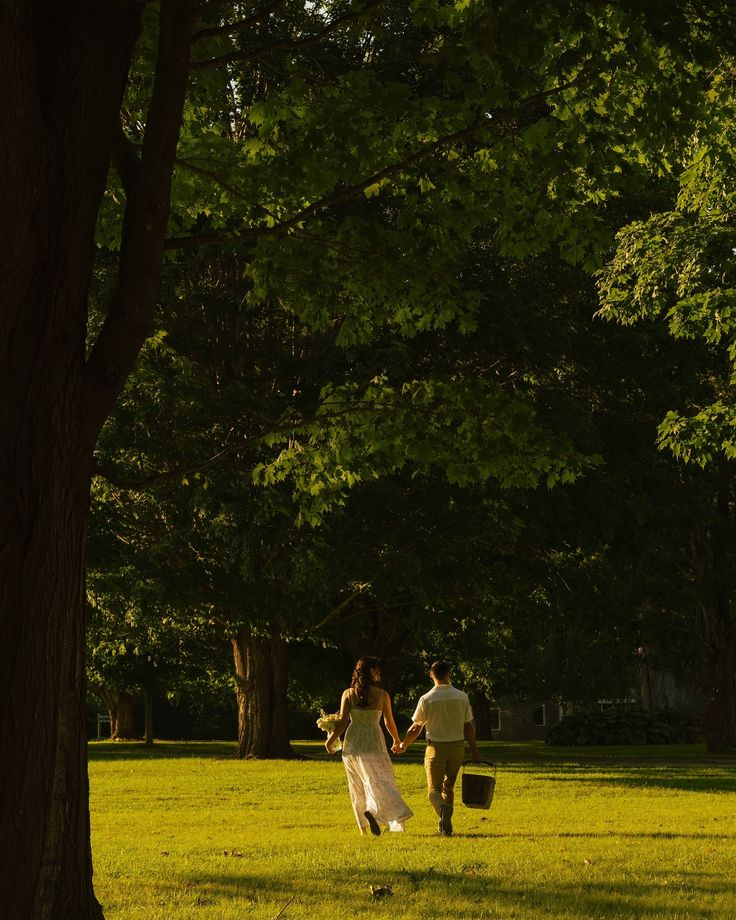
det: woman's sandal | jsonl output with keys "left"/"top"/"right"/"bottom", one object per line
{"left": 364, "top": 811, "right": 381, "bottom": 836}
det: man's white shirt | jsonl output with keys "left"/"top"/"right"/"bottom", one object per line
{"left": 412, "top": 684, "right": 473, "bottom": 742}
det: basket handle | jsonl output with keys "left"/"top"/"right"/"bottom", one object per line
{"left": 462, "top": 759, "right": 497, "bottom": 777}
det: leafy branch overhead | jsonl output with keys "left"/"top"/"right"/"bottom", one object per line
{"left": 597, "top": 71, "right": 736, "bottom": 466}
{"left": 94, "top": 0, "right": 730, "bottom": 503}
{"left": 253, "top": 375, "right": 600, "bottom": 525}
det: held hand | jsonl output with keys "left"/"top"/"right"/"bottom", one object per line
{"left": 392, "top": 742, "right": 405, "bottom": 754}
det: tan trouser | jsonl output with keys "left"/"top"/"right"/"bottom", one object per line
{"left": 424, "top": 740, "right": 465, "bottom": 815}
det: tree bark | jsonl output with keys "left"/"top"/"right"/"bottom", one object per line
{"left": 144, "top": 689, "right": 154, "bottom": 747}
{"left": 701, "top": 630, "right": 736, "bottom": 752}
{"left": 232, "top": 626, "right": 295, "bottom": 758}
{"left": 0, "top": 2, "right": 193, "bottom": 915}
{"left": 0, "top": 462, "right": 102, "bottom": 920}
{"left": 98, "top": 688, "right": 138, "bottom": 740}
{"left": 470, "top": 692, "right": 494, "bottom": 741}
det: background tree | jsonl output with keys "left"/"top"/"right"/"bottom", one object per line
{"left": 598, "top": 65, "right": 736, "bottom": 750}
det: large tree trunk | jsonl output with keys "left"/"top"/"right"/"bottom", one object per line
{"left": 0, "top": 10, "right": 141, "bottom": 918}
{"left": 232, "top": 626, "right": 295, "bottom": 758}
{"left": 0, "top": 3, "right": 193, "bottom": 915}
{"left": 98, "top": 688, "right": 138, "bottom": 740}
{"left": 0, "top": 464, "right": 102, "bottom": 920}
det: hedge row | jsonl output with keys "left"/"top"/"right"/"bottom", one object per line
{"left": 545, "top": 708, "right": 694, "bottom": 745}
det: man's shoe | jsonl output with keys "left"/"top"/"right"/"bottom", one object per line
{"left": 440, "top": 805, "right": 453, "bottom": 837}
{"left": 364, "top": 811, "right": 381, "bottom": 836}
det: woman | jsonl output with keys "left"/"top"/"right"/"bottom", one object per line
{"left": 326, "top": 656, "right": 413, "bottom": 835}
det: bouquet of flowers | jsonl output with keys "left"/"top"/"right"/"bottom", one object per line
{"left": 316, "top": 709, "right": 342, "bottom": 751}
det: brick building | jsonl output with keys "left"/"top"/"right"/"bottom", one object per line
{"left": 473, "top": 696, "right": 563, "bottom": 741}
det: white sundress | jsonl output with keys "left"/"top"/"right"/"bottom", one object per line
{"left": 341, "top": 697, "right": 414, "bottom": 832}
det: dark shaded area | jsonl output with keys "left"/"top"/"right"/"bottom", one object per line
{"left": 86, "top": 695, "right": 236, "bottom": 742}
{"left": 151, "top": 865, "right": 734, "bottom": 920}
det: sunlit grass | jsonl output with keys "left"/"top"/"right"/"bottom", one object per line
{"left": 89, "top": 740, "right": 736, "bottom": 919}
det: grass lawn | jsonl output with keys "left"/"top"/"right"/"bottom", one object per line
{"left": 89, "top": 740, "right": 736, "bottom": 920}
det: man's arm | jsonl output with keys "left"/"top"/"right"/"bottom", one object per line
{"left": 464, "top": 720, "right": 482, "bottom": 762}
{"left": 399, "top": 721, "right": 424, "bottom": 752}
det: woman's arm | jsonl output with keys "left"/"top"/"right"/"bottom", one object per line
{"left": 325, "top": 690, "right": 351, "bottom": 753}
{"left": 381, "top": 693, "right": 402, "bottom": 752}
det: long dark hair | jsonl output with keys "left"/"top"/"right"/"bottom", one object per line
{"left": 350, "top": 656, "right": 380, "bottom": 708}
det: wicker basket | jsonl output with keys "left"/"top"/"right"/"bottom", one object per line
{"left": 461, "top": 760, "right": 497, "bottom": 809}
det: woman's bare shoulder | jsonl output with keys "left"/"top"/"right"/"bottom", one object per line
{"left": 370, "top": 686, "right": 386, "bottom": 706}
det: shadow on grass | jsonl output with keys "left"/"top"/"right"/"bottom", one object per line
{"left": 87, "top": 740, "right": 427, "bottom": 763}
{"left": 87, "top": 740, "right": 736, "bottom": 791}
{"left": 454, "top": 830, "right": 732, "bottom": 841}
{"left": 161, "top": 864, "right": 733, "bottom": 918}
{"left": 532, "top": 765, "right": 736, "bottom": 794}
{"left": 88, "top": 741, "right": 236, "bottom": 761}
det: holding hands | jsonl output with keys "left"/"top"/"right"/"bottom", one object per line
{"left": 391, "top": 741, "right": 405, "bottom": 754}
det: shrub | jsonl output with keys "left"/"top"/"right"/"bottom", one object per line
{"left": 545, "top": 708, "right": 690, "bottom": 745}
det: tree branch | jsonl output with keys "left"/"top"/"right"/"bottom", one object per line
{"left": 111, "top": 119, "right": 140, "bottom": 198}
{"left": 192, "top": 0, "right": 287, "bottom": 42}
{"left": 164, "top": 78, "right": 578, "bottom": 252}
{"left": 311, "top": 591, "right": 365, "bottom": 633}
{"left": 310, "top": 599, "right": 417, "bottom": 635}
{"left": 83, "top": 0, "right": 195, "bottom": 449}
{"left": 174, "top": 154, "right": 251, "bottom": 203}
{"left": 191, "top": 0, "right": 386, "bottom": 69}
{"left": 92, "top": 399, "right": 397, "bottom": 491}
{"left": 94, "top": 442, "right": 242, "bottom": 489}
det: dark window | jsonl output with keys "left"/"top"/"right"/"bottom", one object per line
{"left": 489, "top": 708, "right": 501, "bottom": 732}
{"left": 532, "top": 704, "right": 546, "bottom": 727}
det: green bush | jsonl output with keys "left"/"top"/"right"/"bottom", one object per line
{"left": 545, "top": 708, "right": 691, "bottom": 745}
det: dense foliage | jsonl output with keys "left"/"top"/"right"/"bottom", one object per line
{"left": 546, "top": 708, "right": 694, "bottom": 746}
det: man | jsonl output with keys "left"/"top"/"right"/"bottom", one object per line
{"left": 398, "top": 660, "right": 481, "bottom": 836}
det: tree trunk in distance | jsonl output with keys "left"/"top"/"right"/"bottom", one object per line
{"left": 98, "top": 688, "right": 138, "bottom": 740}
{"left": 144, "top": 690, "right": 154, "bottom": 747}
{"left": 693, "top": 476, "right": 736, "bottom": 753}
{"left": 344, "top": 609, "right": 410, "bottom": 698}
{"left": 470, "top": 692, "right": 494, "bottom": 741}
{"left": 701, "top": 600, "right": 736, "bottom": 752}
{"left": 232, "top": 626, "right": 296, "bottom": 758}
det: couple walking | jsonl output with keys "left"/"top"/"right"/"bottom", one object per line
{"left": 325, "top": 656, "right": 481, "bottom": 836}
